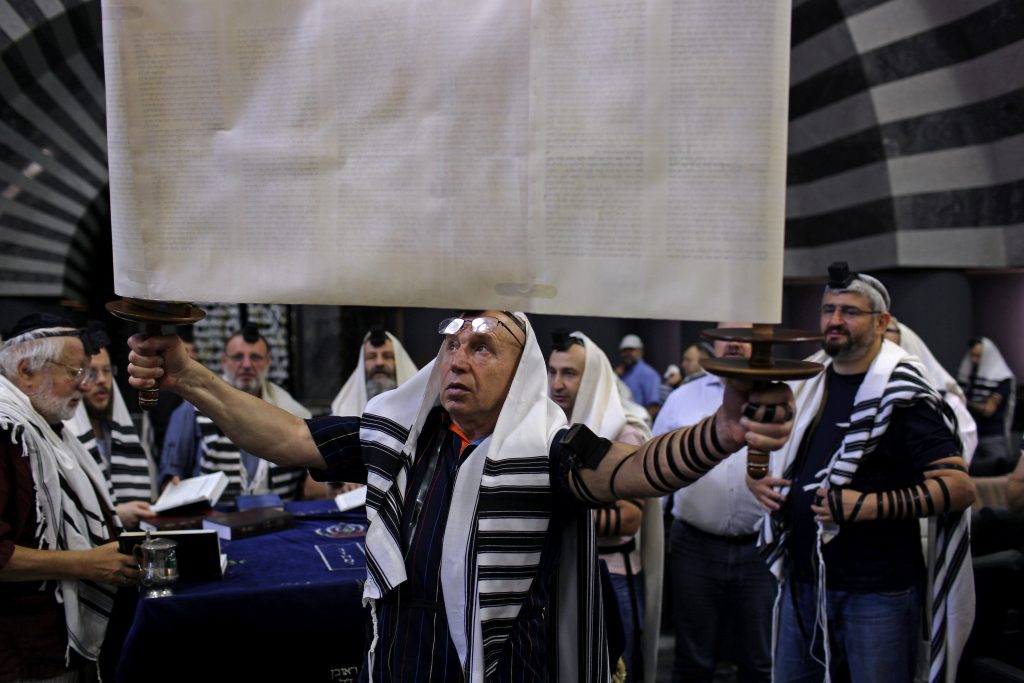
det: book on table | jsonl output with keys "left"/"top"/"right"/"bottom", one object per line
{"left": 139, "top": 510, "right": 214, "bottom": 532}
{"left": 151, "top": 471, "right": 228, "bottom": 514}
{"left": 118, "top": 529, "right": 226, "bottom": 580}
{"left": 334, "top": 486, "right": 367, "bottom": 512}
{"left": 202, "top": 507, "right": 295, "bottom": 541}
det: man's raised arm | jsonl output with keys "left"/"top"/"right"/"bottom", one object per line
{"left": 568, "top": 380, "right": 793, "bottom": 503}
{"left": 127, "top": 334, "right": 325, "bottom": 469}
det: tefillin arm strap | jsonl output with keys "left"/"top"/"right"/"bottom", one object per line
{"left": 565, "top": 415, "right": 729, "bottom": 505}
{"left": 824, "top": 461, "right": 966, "bottom": 523}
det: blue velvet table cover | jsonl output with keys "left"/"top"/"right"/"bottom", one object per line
{"left": 116, "top": 511, "right": 368, "bottom": 682}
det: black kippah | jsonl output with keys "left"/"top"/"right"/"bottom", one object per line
{"left": 7, "top": 312, "right": 76, "bottom": 338}
{"left": 367, "top": 326, "right": 388, "bottom": 347}
{"left": 4, "top": 314, "right": 109, "bottom": 355}
{"left": 240, "top": 323, "right": 261, "bottom": 344}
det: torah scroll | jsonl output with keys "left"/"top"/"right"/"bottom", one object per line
{"left": 102, "top": 0, "right": 791, "bottom": 322}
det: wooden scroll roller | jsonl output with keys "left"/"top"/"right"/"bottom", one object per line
{"left": 700, "top": 324, "right": 823, "bottom": 480}
{"left": 105, "top": 298, "right": 206, "bottom": 411}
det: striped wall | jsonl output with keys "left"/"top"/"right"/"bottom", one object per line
{"left": 0, "top": 0, "right": 107, "bottom": 299}
{"left": 0, "top": 0, "right": 1020, "bottom": 299}
{"left": 785, "top": 0, "right": 1024, "bottom": 276}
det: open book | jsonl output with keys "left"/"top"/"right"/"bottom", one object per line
{"left": 152, "top": 472, "right": 228, "bottom": 514}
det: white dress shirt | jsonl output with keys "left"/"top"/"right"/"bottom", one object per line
{"left": 653, "top": 374, "right": 762, "bottom": 536}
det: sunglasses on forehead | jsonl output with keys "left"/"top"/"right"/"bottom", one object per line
{"left": 437, "top": 313, "right": 526, "bottom": 349}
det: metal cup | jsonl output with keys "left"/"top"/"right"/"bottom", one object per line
{"left": 133, "top": 531, "right": 179, "bottom": 598}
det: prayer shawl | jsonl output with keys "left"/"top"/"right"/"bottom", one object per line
{"left": 571, "top": 332, "right": 663, "bottom": 683}
{"left": 0, "top": 375, "right": 120, "bottom": 661}
{"left": 957, "top": 336, "right": 1016, "bottom": 444}
{"left": 198, "top": 380, "right": 310, "bottom": 499}
{"left": 65, "top": 383, "right": 156, "bottom": 503}
{"left": 331, "top": 332, "right": 418, "bottom": 416}
{"left": 896, "top": 323, "right": 976, "bottom": 464}
{"left": 359, "top": 316, "right": 610, "bottom": 682}
{"left": 759, "top": 341, "right": 973, "bottom": 683}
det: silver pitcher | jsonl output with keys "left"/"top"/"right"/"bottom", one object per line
{"left": 133, "top": 531, "right": 179, "bottom": 598}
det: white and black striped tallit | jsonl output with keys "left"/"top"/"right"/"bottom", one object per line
{"left": 65, "top": 382, "right": 155, "bottom": 503}
{"left": 957, "top": 336, "right": 1016, "bottom": 447}
{"left": 197, "top": 380, "right": 310, "bottom": 500}
{"left": 359, "top": 315, "right": 609, "bottom": 682}
{"left": 759, "top": 341, "right": 973, "bottom": 683}
{"left": 0, "top": 374, "right": 120, "bottom": 661}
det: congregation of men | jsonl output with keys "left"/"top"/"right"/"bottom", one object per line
{"left": 1, "top": 285, "right": 1001, "bottom": 683}
{"left": 127, "top": 310, "right": 794, "bottom": 680}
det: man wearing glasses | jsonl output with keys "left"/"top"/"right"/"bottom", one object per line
{"left": 65, "top": 332, "right": 157, "bottom": 529}
{"left": 159, "top": 323, "right": 311, "bottom": 502}
{"left": 0, "top": 314, "right": 140, "bottom": 681}
{"left": 747, "top": 263, "right": 976, "bottom": 683}
{"left": 127, "top": 309, "right": 794, "bottom": 682}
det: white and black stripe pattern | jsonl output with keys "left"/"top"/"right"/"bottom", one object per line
{"left": 785, "top": 0, "right": 1024, "bottom": 274}
{"left": 76, "top": 421, "right": 151, "bottom": 503}
{"left": 360, "top": 314, "right": 609, "bottom": 682}
{"left": 360, "top": 409, "right": 562, "bottom": 678}
{"left": 760, "top": 344, "right": 973, "bottom": 683}
{"left": 0, "top": 0, "right": 109, "bottom": 300}
{"left": 196, "top": 413, "right": 304, "bottom": 500}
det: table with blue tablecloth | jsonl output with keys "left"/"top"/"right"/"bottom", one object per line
{"left": 115, "top": 508, "right": 368, "bottom": 682}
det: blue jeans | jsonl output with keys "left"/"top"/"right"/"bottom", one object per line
{"left": 609, "top": 571, "right": 645, "bottom": 678}
{"left": 775, "top": 579, "right": 921, "bottom": 683}
{"left": 670, "top": 520, "right": 775, "bottom": 683}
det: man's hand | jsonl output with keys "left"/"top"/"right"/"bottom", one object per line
{"left": 716, "top": 380, "right": 795, "bottom": 454}
{"left": 127, "top": 333, "right": 194, "bottom": 392}
{"left": 746, "top": 474, "right": 790, "bottom": 512}
{"left": 115, "top": 501, "right": 155, "bottom": 529}
{"left": 811, "top": 486, "right": 870, "bottom": 524}
{"left": 78, "top": 542, "right": 141, "bottom": 587}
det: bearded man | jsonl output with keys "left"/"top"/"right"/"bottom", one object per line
{"left": 0, "top": 314, "right": 138, "bottom": 680}
{"left": 64, "top": 332, "right": 156, "bottom": 528}
{"left": 331, "top": 327, "right": 418, "bottom": 416}
{"left": 748, "top": 263, "right": 975, "bottom": 683}
{"left": 128, "top": 310, "right": 794, "bottom": 681}
{"left": 159, "top": 324, "right": 311, "bottom": 502}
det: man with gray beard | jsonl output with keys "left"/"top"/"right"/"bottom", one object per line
{"left": 330, "top": 327, "right": 418, "bottom": 416}
{"left": 0, "top": 314, "right": 138, "bottom": 680}
{"left": 160, "top": 324, "right": 311, "bottom": 502}
{"left": 309, "top": 328, "right": 419, "bottom": 497}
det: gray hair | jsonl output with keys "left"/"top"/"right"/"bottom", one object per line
{"left": 823, "top": 275, "right": 890, "bottom": 314}
{"left": 0, "top": 327, "right": 76, "bottom": 378}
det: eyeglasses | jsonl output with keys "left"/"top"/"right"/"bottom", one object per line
{"left": 225, "top": 353, "right": 267, "bottom": 364}
{"left": 48, "top": 361, "right": 97, "bottom": 386}
{"left": 820, "top": 304, "right": 879, "bottom": 320}
{"left": 93, "top": 365, "right": 117, "bottom": 378}
{"left": 438, "top": 315, "right": 525, "bottom": 349}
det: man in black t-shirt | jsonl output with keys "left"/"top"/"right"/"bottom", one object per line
{"left": 748, "top": 263, "right": 976, "bottom": 683}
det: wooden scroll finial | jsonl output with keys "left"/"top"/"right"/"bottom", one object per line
{"left": 105, "top": 298, "right": 206, "bottom": 411}
{"left": 700, "top": 324, "right": 824, "bottom": 480}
